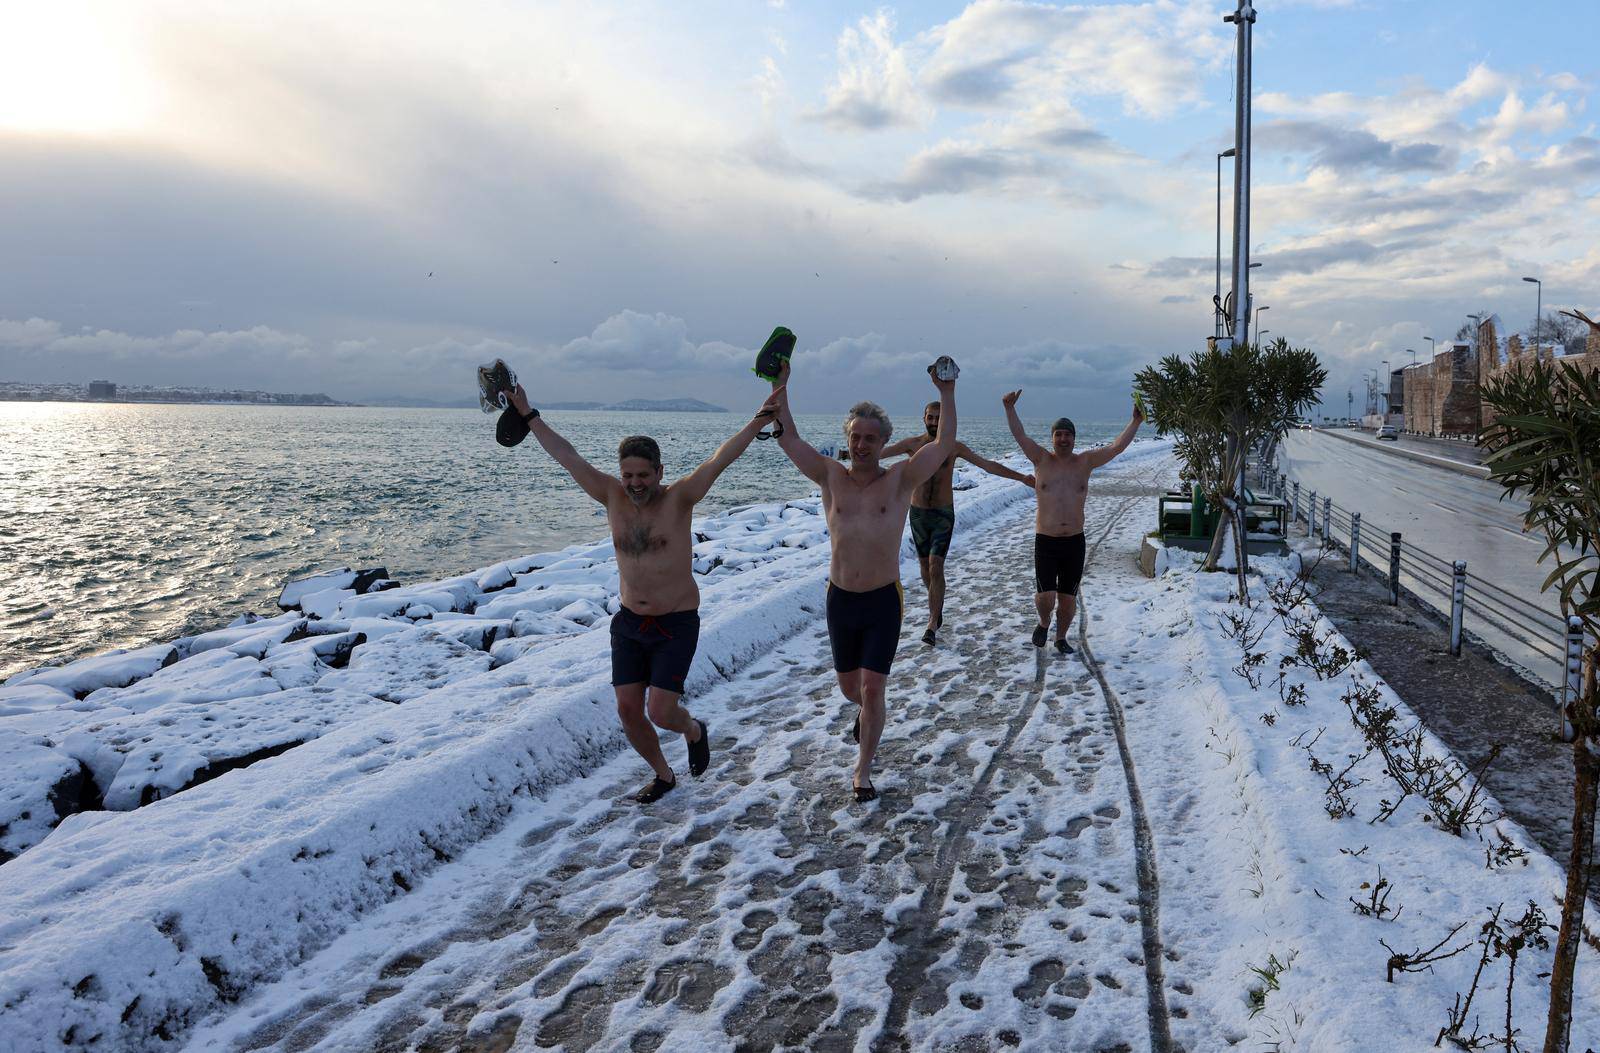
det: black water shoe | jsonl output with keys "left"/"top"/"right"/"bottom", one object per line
{"left": 1031, "top": 624, "right": 1048, "bottom": 648}
{"left": 635, "top": 775, "right": 677, "bottom": 804}
{"left": 688, "top": 720, "right": 710, "bottom": 777}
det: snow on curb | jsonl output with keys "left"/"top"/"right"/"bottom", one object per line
{"left": 0, "top": 442, "right": 1140, "bottom": 1052}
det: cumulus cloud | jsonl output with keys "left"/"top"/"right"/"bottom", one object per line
{"left": 919, "top": 0, "right": 1226, "bottom": 118}
{"left": 807, "top": 11, "right": 926, "bottom": 131}
{"left": 1258, "top": 120, "right": 1456, "bottom": 173}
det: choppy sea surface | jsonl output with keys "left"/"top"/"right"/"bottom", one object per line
{"left": 1, "top": 402, "right": 1123, "bottom": 680}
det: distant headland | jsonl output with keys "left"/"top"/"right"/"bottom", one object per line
{"left": 545, "top": 397, "right": 729, "bottom": 413}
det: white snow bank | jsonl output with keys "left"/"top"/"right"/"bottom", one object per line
{"left": 1124, "top": 545, "right": 1600, "bottom": 1049}
{"left": 0, "top": 439, "right": 1128, "bottom": 1053}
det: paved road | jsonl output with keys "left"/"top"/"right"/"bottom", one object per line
{"left": 1276, "top": 430, "right": 1569, "bottom": 688}
{"left": 1341, "top": 428, "right": 1486, "bottom": 466}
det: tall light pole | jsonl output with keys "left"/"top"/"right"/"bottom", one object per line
{"left": 1216, "top": 148, "right": 1236, "bottom": 339}
{"left": 1406, "top": 348, "right": 1417, "bottom": 367}
{"left": 1347, "top": 389, "right": 1353, "bottom": 423}
{"left": 1424, "top": 335, "right": 1436, "bottom": 359}
{"left": 1522, "top": 275, "right": 1542, "bottom": 349}
{"left": 1381, "top": 359, "right": 1391, "bottom": 415}
{"left": 1255, "top": 305, "right": 1269, "bottom": 342}
{"left": 1224, "top": 1, "right": 1256, "bottom": 351}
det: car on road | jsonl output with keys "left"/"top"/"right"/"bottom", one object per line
{"left": 1376, "top": 424, "right": 1399, "bottom": 441}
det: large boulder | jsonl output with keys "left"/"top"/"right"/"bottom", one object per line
{"left": 4, "top": 644, "right": 179, "bottom": 700}
{"left": 0, "top": 731, "right": 99, "bottom": 862}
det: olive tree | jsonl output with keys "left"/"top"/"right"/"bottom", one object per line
{"left": 1136, "top": 337, "right": 1325, "bottom": 600}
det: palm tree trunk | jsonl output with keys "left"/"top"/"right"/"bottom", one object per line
{"left": 1544, "top": 646, "right": 1599, "bottom": 1053}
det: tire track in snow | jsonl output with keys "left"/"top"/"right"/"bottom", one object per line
{"left": 876, "top": 486, "right": 1147, "bottom": 1051}
{"left": 1075, "top": 467, "right": 1175, "bottom": 1053}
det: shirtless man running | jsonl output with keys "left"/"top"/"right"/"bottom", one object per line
{"left": 767, "top": 362, "right": 957, "bottom": 801}
{"left": 1003, "top": 390, "right": 1143, "bottom": 654}
{"left": 882, "top": 401, "right": 1034, "bottom": 646}
{"left": 509, "top": 383, "right": 780, "bottom": 803}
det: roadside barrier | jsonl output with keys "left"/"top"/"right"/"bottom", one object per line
{"left": 1272, "top": 465, "right": 1579, "bottom": 732}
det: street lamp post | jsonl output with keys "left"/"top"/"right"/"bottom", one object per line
{"left": 1255, "top": 305, "right": 1269, "bottom": 343}
{"left": 1522, "top": 275, "right": 1542, "bottom": 350}
{"left": 1223, "top": 0, "right": 1256, "bottom": 351}
{"left": 1381, "top": 359, "right": 1391, "bottom": 416}
{"left": 1424, "top": 335, "right": 1436, "bottom": 359}
{"left": 1216, "top": 148, "right": 1236, "bottom": 339}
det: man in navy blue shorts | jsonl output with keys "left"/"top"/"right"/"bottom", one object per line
{"left": 510, "top": 384, "right": 780, "bottom": 803}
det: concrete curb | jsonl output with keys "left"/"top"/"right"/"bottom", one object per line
{"left": 1312, "top": 426, "right": 1491, "bottom": 480}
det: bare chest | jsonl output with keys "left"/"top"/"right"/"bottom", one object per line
{"left": 611, "top": 507, "right": 677, "bottom": 559}
{"left": 1036, "top": 462, "right": 1089, "bottom": 497}
{"left": 826, "top": 476, "right": 902, "bottom": 526}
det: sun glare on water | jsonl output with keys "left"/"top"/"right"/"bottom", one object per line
{"left": 0, "top": 4, "right": 158, "bottom": 135}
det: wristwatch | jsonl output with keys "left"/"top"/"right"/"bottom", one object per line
{"left": 522, "top": 407, "right": 540, "bottom": 422}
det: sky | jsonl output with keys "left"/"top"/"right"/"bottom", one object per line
{"left": 1, "top": 0, "right": 1598, "bottom": 418}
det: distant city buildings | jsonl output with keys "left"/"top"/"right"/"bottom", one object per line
{"left": 87, "top": 380, "right": 117, "bottom": 399}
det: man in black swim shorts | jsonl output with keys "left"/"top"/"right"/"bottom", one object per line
{"left": 765, "top": 359, "right": 958, "bottom": 801}
{"left": 1004, "top": 390, "right": 1143, "bottom": 654}
{"left": 510, "top": 383, "right": 780, "bottom": 803}
{"left": 883, "top": 400, "right": 1033, "bottom": 645}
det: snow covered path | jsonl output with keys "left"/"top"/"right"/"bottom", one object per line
{"left": 183, "top": 462, "right": 1198, "bottom": 1053}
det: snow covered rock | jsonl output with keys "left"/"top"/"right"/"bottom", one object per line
{"left": 0, "top": 683, "right": 75, "bottom": 717}
{"left": 178, "top": 614, "right": 305, "bottom": 660}
{"left": 4, "top": 644, "right": 178, "bottom": 699}
{"left": 319, "top": 627, "right": 494, "bottom": 704}
{"left": 0, "top": 731, "right": 97, "bottom": 862}
{"left": 61, "top": 687, "right": 386, "bottom": 811}
{"left": 82, "top": 649, "right": 281, "bottom": 715}
{"left": 277, "top": 567, "right": 390, "bottom": 610}
{"left": 263, "top": 631, "right": 365, "bottom": 689}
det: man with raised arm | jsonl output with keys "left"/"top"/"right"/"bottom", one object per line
{"left": 881, "top": 401, "right": 1034, "bottom": 646}
{"left": 508, "top": 383, "right": 780, "bottom": 804}
{"left": 766, "top": 361, "right": 956, "bottom": 802}
{"left": 1002, "top": 391, "right": 1143, "bottom": 655}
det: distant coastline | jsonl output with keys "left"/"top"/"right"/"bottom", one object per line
{"left": 0, "top": 381, "right": 353, "bottom": 407}
{"left": 0, "top": 384, "right": 730, "bottom": 413}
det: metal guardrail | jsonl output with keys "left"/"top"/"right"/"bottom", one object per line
{"left": 1262, "top": 464, "right": 1587, "bottom": 736}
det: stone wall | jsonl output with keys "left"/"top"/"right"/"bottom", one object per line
{"left": 1480, "top": 344, "right": 1600, "bottom": 429}
{"left": 1403, "top": 313, "right": 1600, "bottom": 436}
{"left": 1403, "top": 343, "right": 1479, "bottom": 437}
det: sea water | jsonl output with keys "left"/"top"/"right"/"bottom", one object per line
{"left": 0, "top": 402, "right": 1123, "bottom": 679}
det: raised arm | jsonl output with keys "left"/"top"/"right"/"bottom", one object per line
{"left": 674, "top": 391, "right": 780, "bottom": 505}
{"left": 956, "top": 442, "right": 1034, "bottom": 487}
{"left": 768, "top": 364, "right": 831, "bottom": 484}
{"left": 879, "top": 436, "right": 921, "bottom": 460}
{"left": 1084, "top": 403, "right": 1145, "bottom": 469}
{"left": 510, "top": 385, "right": 618, "bottom": 504}
{"left": 903, "top": 372, "right": 956, "bottom": 490}
{"left": 1002, "top": 389, "right": 1045, "bottom": 463}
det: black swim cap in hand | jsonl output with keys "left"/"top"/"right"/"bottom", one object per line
{"left": 497, "top": 406, "right": 531, "bottom": 447}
